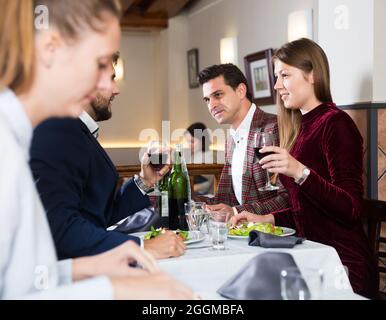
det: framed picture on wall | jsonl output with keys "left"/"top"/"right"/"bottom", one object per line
{"left": 187, "top": 48, "right": 199, "bottom": 88}
{"left": 244, "top": 48, "right": 276, "bottom": 106}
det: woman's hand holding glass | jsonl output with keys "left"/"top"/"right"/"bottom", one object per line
{"left": 258, "top": 146, "right": 306, "bottom": 181}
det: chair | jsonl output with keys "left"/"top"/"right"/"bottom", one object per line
{"left": 363, "top": 199, "right": 386, "bottom": 299}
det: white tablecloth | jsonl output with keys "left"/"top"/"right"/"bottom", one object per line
{"left": 147, "top": 234, "right": 366, "bottom": 300}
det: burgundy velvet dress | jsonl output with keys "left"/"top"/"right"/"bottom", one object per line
{"left": 272, "top": 103, "right": 378, "bottom": 298}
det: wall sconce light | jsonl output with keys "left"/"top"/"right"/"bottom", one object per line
{"left": 288, "top": 10, "right": 313, "bottom": 42}
{"left": 115, "top": 57, "right": 125, "bottom": 81}
{"left": 220, "top": 37, "right": 238, "bottom": 65}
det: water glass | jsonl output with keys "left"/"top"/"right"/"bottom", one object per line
{"left": 184, "top": 201, "right": 209, "bottom": 234}
{"left": 208, "top": 212, "right": 228, "bottom": 250}
{"left": 280, "top": 267, "right": 324, "bottom": 300}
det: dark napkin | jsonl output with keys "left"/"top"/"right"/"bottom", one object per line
{"left": 217, "top": 252, "right": 303, "bottom": 300}
{"left": 113, "top": 208, "right": 159, "bottom": 233}
{"left": 248, "top": 230, "right": 305, "bottom": 248}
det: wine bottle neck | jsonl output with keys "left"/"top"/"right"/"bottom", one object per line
{"left": 173, "top": 150, "right": 183, "bottom": 172}
{"left": 173, "top": 163, "right": 182, "bottom": 173}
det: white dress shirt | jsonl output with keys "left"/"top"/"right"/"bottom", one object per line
{"left": 79, "top": 111, "right": 99, "bottom": 138}
{"left": 0, "top": 89, "right": 113, "bottom": 299}
{"left": 229, "top": 104, "right": 256, "bottom": 205}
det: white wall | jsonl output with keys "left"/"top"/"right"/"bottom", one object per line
{"left": 318, "top": 0, "right": 374, "bottom": 105}
{"left": 373, "top": 0, "right": 386, "bottom": 102}
{"left": 165, "top": 15, "right": 190, "bottom": 134}
{"left": 99, "top": 31, "right": 161, "bottom": 147}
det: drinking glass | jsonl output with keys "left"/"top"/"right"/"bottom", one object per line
{"left": 208, "top": 211, "right": 228, "bottom": 250}
{"left": 254, "top": 132, "right": 279, "bottom": 191}
{"left": 280, "top": 267, "right": 324, "bottom": 300}
{"left": 146, "top": 141, "right": 170, "bottom": 222}
{"left": 147, "top": 141, "right": 169, "bottom": 172}
{"left": 146, "top": 141, "right": 169, "bottom": 191}
{"left": 184, "top": 201, "right": 209, "bottom": 235}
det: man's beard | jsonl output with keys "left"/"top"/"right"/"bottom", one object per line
{"left": 90, "top": 97, "right": 113, "bottom": 122}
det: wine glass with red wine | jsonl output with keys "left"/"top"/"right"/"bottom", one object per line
{"left": 254, "top": 132, "right": 279, "bottom": 191}
{"left": 147, "top": 141, "right": 169, "bottom": 172}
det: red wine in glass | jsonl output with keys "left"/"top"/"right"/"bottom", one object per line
{"left": 255, "top": 147, "right": 275, "bottom": 160}
{"left": 148, "top": 152, "right": 168, "bottom": 171}
{"left": 254, "top": 132, "right": 279, "bottom": 191}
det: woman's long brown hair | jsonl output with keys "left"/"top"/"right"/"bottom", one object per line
{"left": 272, "top": 38, "right": 333, "bottom": 151}
{"left": 0, "top": 0, "right": 121, "bottom": 94}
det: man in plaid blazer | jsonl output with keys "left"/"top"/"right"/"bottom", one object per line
{"left": 198, "top": 64, "right": 289, "bottom": 217}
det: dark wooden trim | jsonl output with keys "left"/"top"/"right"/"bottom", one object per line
{"left": 116, "top": 164, "right": 224, "bottom": 194}
{"left": 120, "top": 12, "right": 168, "bottom": 29}
{"left": 120, "top": 0, "right": 195, "bottom": 30}
{"left": 338, "top": 102, "right": 386, "bottom": 110}
{"left": 367, "top": 109, "right": 379, "bottom": 199}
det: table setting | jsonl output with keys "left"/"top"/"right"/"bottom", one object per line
{"left": 131, "top": 201, "right": 366, "bottom": 300}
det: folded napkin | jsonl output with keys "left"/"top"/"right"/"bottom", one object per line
{"left": 113, "top": 208, "right": 160, "bottom": 233}
{"left": 217, "top": 252, "right": 302, "bottom": 300}
{"left": 248, "top": 230, "right": 305, "bottom": 248}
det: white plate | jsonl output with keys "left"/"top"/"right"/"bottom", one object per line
{"left": 184, "top": 231, "right": 205, "bottom": 245}
{"left": 228, "top": 227, "right": 296, "bottom": 239}
{"left": 133, "top": 230, "right": 205, "bottom": 245}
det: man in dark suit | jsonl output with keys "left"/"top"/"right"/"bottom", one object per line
{"left": 30, "top": 54, "right": 185, "bottom": 260}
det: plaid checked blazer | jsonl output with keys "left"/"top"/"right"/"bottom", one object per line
{"left": 206, "top": 108, "right": 289, "bottom": 214}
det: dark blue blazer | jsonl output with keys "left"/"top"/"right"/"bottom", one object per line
{"left": 30, "top": 118, "right": 150, "bottom": 259}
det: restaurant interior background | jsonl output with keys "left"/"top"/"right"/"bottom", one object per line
{"left": 99, "top": 0, "right": 385, "bottom": 286}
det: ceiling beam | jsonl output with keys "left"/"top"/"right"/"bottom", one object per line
{"left": 120, "top": 11, "right": 168, "bottom": 29}
{"left": 120, "top": 0, "right": 142, "bottom": 14}
{"left": 147, "top": 0, "right": 191, "bottom": 17}
{"left": 120, "top": 0, "right": 196, "bottom": 30}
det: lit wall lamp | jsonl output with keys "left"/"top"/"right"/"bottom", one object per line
{"left": 288, "top": 9, "right": 313, "bottom": 42}
{"left": 220, "top": 37, "right": 238, "bottom": 65}
{"left": 115, "top": 57, "right": 125, "bottom": 81}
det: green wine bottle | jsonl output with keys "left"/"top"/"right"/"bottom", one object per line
{"left": 168, "top": 147, "right": 189, "bottom": 230}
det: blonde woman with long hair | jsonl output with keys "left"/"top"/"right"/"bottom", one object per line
{"left": 231, "top": 38, "right": 378, "bottom": 298}
{"left": 0, "top": 0, "right": 192, "bottom": 299}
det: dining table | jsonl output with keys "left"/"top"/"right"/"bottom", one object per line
{"left": 133, "top": 231, "right": 366, "bottom": 300}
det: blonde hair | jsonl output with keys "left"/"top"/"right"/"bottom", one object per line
{"left": 0, "top": 0, "right": 121, "bottom": 94}
{"left": 273, "top": 38, "right": 333, "bottom": 151}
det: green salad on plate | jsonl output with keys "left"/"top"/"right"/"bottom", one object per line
{"left": 144, "top": 226, "right": 190, "bottom": 241}
{"left": 229, "top": 222, "right": 283, "bottom": 236}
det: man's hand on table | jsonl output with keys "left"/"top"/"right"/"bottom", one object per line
{"left": 144, "top": 230, "right": 186, "bottom": 259}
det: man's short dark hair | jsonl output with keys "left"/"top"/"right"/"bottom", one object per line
{"left": 198, "top": 63, "right": 253, "bottom": 102}
{"left": 112, "top": 51, "right": 120, "bottom": 67}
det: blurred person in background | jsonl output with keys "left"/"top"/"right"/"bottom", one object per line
{"left": 184, "top": 122, "right": 214, "bottom": 195}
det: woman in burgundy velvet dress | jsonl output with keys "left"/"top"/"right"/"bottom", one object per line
{"left": 231, "top": 38, "right": 378, "bottom": 298}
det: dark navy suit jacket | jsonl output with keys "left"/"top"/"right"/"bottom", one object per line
{"left": 30, "top": 118, "right": 150, "bottom": 259}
